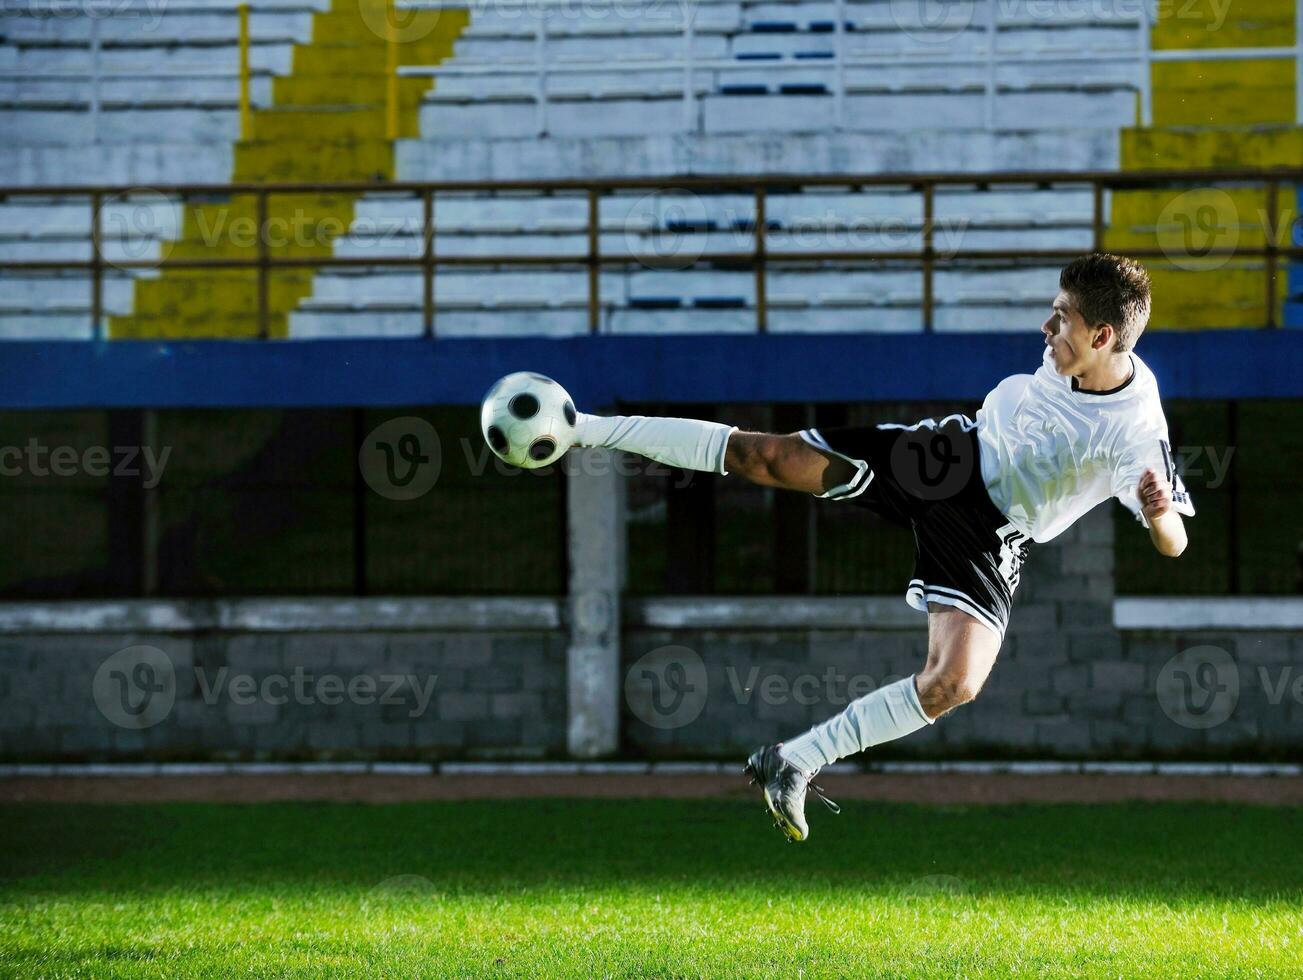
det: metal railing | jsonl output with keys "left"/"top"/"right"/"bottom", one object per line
{"left": 0, "top": 168, "right": 1299, "bottom": 340}
{"left": 398, "top": 0, "right": 1303, "bottom": 133}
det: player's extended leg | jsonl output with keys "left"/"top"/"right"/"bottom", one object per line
{"left": 747, "top": 606, "right": 1001, "bottom": 841}
{"left": 723, "top": 431, "right": 859, "bottom": 496}
{"left": 574, "top": 411, "right": 858, "bottom": 495}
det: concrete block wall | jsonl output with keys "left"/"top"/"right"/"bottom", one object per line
{"left": 0, "top": 511, "right": 1300, "bottom": 762}
{"left": 1113, "top": 630, "right": 1303, "bottom": 758}
{"left": 0, "top": 600, "right": 568, "bottom": 763}
{"left": 621, "top": 509, "right": 1303, "bottom": 761}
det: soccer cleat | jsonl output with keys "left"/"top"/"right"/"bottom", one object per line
{"left": 743, "top": 744, "right": 840, "bottom": 843}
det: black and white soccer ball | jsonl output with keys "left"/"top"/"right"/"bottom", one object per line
{"left": 480, "top": 372, "right": 577, "bottom": 469}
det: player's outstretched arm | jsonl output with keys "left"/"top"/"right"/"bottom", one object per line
{"left": 573, "top": 411, "right": 854, "bottom": 494}
{"left": 1139, "top": 468, "right": 1187, "bottom": 557}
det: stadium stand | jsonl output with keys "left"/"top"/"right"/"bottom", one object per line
{"left": 0, "top": 0, "right": 327, "bottom": 183}
{"left": 292, "top": 186, "right": 1090, "bottom": 336}
{"left": 0, "top": 0, "right": 1297, "bottom": 338}
{"left": 1103, "top": 0, "right": 1302, "bottom": 329}
{"left": 414, "top": 0, "right": 1137, "bottom": 139}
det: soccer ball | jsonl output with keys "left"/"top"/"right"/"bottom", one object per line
{"left": 480, "top": 372, "right": 578, "bottom": 469}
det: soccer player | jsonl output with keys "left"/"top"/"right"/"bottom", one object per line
{"left": 572, "top": 253, "right": 1193, "bottom": 841}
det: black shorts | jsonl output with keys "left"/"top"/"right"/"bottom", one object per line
{"left": 801, "top": 415, "right": 1030, "bottom": 638}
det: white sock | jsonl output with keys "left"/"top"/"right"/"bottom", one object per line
{"left": 574, "top": 412, "right": 737, "bottom": 475}
{"left": 779, "top": 675, "right": 933, "bottom": 772}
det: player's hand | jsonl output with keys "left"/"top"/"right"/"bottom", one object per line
{"left": 1137, "top": 468, "right": 1172, "bottom": 521}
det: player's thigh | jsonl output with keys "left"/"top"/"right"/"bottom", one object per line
{"left": 728, "top": 431, "right": 857, "bottom": 495}
{"left": 919, "top": 604, "right": 1002, "bottom": 696}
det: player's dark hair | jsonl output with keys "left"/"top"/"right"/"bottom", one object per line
{"left": 1059, "top": 253, "right": 1152, "bottom": 352}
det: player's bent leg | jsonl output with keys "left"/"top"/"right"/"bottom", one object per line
{"left": 914, "top": 605, "right": 1002, "bottom": 719}
{"left": 748, "top": 606, "right": 1001, "bottom": 841}
{"left": 747, "top": 669, "right": 933, "bottom": 842}
{"left": 748, "top": 672, "right": 933, "bottom": 842}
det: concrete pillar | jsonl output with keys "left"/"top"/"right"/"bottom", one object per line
{"left": 565, "top": 446, "right": 625, "bottom": 757}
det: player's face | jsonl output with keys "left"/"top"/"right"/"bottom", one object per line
{"left": 1041, "top": 292, "right": 1101, "bottom": 376}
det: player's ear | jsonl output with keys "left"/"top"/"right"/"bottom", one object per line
{"left": 1090, "top": 323, "right": 1116, "bottom": 351}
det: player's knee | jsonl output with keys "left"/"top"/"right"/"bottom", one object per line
{"left": 727, "top": 432, "right": 787, "bottom": 486}
{"left": 916, "top": 667, "right": 983, "bottom": 716}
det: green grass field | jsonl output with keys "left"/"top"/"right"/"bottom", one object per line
{"left": 2, "top": 799, "right": 1300, "bottom": 977}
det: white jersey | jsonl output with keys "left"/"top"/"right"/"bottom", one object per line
{"left": 976, "top": 348, "right": 1194, "bottom": 544}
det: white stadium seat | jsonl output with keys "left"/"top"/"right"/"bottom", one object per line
{"left": 1, "top": 0, "right": 1139, "bottom": 338}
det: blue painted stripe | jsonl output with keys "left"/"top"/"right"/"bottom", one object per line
{"left": 1286, "top": 184, "right": 1303, "bottom": 328}
{"left": 1285, "top": 301, "right": 1303, "bottom": 328}
{"left": 1, "top": 331, "right": 1301, "bottom": 408}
